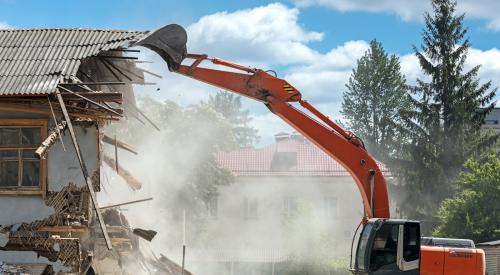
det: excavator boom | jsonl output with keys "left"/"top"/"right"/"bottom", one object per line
{"left": 135, "top": 24, "right": 486, "bottom": 275}
{"left": 135, "top": 25, "right": 389, "bottom": 219}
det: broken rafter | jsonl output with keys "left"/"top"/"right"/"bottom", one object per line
{"left": 99, "top": 55, "right": 138, "bottom": 60}
{"left": 56, "top": 91, "right": 113, "bottom": 250}
{"left": 35, "top": 121, "right": 67, "bottom": 159}
{"left": 103, "top": 154, "right": 142, "bottom": 191}
{"left": 100, "top": 57, "right": 133, "bottom": 81}
{"left": 60, "top": 92, "right": 123, "bottom": 103}
{"left": 100, "top": 197, "right": 153, "bottom": 209}
{"left": 58, "top": 86, "right": 123, "bottom": 117}
{"left": 0, "top": 102, "right": 119, "bottom": 121}
{"left": 102, "top": 134, "right": 138, "bottom": 155}
{"left": 108, "top": 48, "right": 140, "bottom": 53}
{"left": 59, "top": 82, "right": 126, "bottom": 86}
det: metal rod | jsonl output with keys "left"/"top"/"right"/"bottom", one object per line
{"left": 114, "top": 135, "right": 119, "bottom": 172}
{"left": 56, "top": 90, "right": 113, "bottom": 250}
{"left": 182, "top": 209, "right": 186, "bottom": 275}
{"left": 100, "top": 197, "right": 153, "bottom": 209}
{"left": 369, "top": 169, "right": 375, "bottom": 217}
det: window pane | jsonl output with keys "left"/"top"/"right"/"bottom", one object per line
{"left": 0, "top": 161, "right": 19, "bottom": 187}
{"left": 0, "top": 128, "right": 20, "bottom": 145}
{"left": 22, "top": 149, "right": 36, "bottom": 160}
{"left": 21, "top": 128, "right": 41, "bottom": 145}
{"left": 0, "top": 150, "right": 18, "bottom": 161}
{"left": 404, "top": 224, "right": 420, "bottom": 262}
{"left": 22, "top": 161, "right": 40, "bottom": 187}
{"left": 370, "top": 224, "right": 398, "bottom": 271}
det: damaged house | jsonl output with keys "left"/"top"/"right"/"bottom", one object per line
{"left": 0, "top": 28, "right": 189, "bottom": 274}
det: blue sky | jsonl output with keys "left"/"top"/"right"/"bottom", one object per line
{"left": 2, "top": 0, "right": 500, "bottom": 144}
{"left": 2, "top": 0, "right": 499, "bottom": 53}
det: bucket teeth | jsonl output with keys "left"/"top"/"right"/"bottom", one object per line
{"left": 134, "top": 24, "right": 187, "bottom": 71}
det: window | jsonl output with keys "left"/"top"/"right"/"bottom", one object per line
{"left": 356, "top": 223, "right": 373, "bottom": 271}
{"left": 244, "top": 197, "right": 259, "bottom": 220}
{"left": 283, "top": 196, "right": 299, "bottom": 217}
{"left": 403, "top": 223, "right": 420, "bottom": 262}
{"left": 370, "top": 223, "right": 399, "bottom": 271}
{"left": 206, "top": 195, "right": 218, "bottom": 219}
{"left": 324, "top": 197, "right": 338, "bottom": 219}
{"left": 485, "top": 119, "right": 499, "bottom": 125}
{"left": 0, "top": 119, "right": 47, "bottom": 195}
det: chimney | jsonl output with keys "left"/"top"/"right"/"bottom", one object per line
{"left": 274, "top": 132, "right": 290, "bottom": 142}
{"left": 290, "top": 131, "right": 306, "bottom": 143}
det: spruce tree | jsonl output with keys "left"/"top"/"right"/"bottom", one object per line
{"left": 395, "top": 0, "right": 497, "bottom": 228}
{"left": 204, "top": 91, "right": 259, "bottom": 147}
{"left": 341, "top": 39, "right": 410, "bottom": 162}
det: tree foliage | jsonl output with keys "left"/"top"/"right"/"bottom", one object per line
{"left": 433, "top": 155, "right": 500, "bottom": 243}
{"left": 341, "top": 39, "right": 410, "bottom": 162}
{"left": 393, "top": 0, "right": 497, "bottom": 226}
{"left": 203, "top": 91, "right": 259, "bottom": 147}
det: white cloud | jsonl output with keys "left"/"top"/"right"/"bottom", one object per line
{"left": 186, "top": 3, "right": 323, "bottom": 66}
{"left": 293, "top": 0, "right": 500, "bottom": 30}
{"left": 135, "top": 3, "right": 500, "bottom": 145}
{"left": 0, "top": 22, "right": 12, "bottom": 29}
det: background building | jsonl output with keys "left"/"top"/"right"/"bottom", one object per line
{"left": 186, "top": 132, "right": 390, "bottom": 275}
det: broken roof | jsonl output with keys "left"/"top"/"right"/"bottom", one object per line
{"left": 0, "top": 28, "right": 145, "bottom": 95}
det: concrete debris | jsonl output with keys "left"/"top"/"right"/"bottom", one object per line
{"left": 132, "top": 228, "right": 157, "bottom": 242}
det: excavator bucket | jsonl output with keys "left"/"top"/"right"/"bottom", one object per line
{"left": 134, "top": 24, "right": 187, "bottom": 71}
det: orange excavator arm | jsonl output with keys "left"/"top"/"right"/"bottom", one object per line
{"left": 135, "top": 24, "right": 390, "bottom": 219}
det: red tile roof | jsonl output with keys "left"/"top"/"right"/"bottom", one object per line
{"left": 216, "top": 137, "right": 391, "bottom": 177}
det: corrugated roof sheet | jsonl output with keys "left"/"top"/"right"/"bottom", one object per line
{"left": 216, "top": 137, "right": 391, "bottom": 177}
{"left": 0, "top": 28, "right": 145, "bottom": 95}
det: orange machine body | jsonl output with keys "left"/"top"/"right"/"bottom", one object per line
{"left": 420, "top": 246, "right": 485, "bottom": 275}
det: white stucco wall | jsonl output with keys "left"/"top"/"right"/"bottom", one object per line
{"left": 203, "top": 175, "right": 364, "bottom": 258}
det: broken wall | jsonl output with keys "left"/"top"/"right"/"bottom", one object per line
{"left": 0, "top": 112, "right": 99, "bottom": 226}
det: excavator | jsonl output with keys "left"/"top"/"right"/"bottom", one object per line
{"left": 133, "top": 24, "right": 486, "bottom": 275}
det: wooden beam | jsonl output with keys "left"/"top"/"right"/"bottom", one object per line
{"left": 35, "top": 121, "right": 67, "bottom": 159}
{"left": 56, "top": 91, "right": 113, "bottom": 250}
{"left": 37, "top": 226, "right": 87, "bottom": 233}
{"left": 103, "top": 154, "right": 142, "bottom": 190}
{"left": 58, "top": 86, "right": 123, "bottom": 117}
{"left": 100, "top": 197, "right": 153, "bottom": 209}
{"left": 60, "top": 92, "right": 123, "bottom": 103}
{"left": 0, "top": 102, "right": 118, "bottom": 121}
{"left": 102, "top": 134, "right": 138, "bottom": 155}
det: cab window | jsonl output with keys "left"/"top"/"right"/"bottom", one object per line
{"left": 370, "top": 223, "right": 399, "bottom": 271}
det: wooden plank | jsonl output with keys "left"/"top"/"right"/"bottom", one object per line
{"left": 58, "top": 86, "right": 122, "bottom": 117}
{"left": 35, "top": 121, "right": 67, "bottom": 159}
{"left": 103, "top": 154, "right": 142, "bottom": 190}
{"left": 56, "top": 91, "right": 113, "bottom": 250}
{"left": 37, "top": 226, "right": 87, "bottom": 233}
{"left": 101, "top": 197, "right": 153, "bottom": 209}
{"left": 0, "top": 102, "right": 118, "bottom": 120}
{"left": 102, "top": 134, "right": 138, "bottom": 155}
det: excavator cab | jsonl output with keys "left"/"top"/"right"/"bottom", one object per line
{"left": 354, "top": 219, "right": 420, "bottom": 275}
